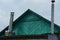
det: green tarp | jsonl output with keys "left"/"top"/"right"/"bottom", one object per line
{"left": 0, "top": 9, "right": 60, "bottom": 36}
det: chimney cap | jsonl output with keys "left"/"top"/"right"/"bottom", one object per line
{"left": 51, "top": 0, "right": 55, "bottom": 3}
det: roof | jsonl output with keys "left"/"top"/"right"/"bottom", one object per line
{"left": 0, "top": 9, "right": 60, "bottom": 36}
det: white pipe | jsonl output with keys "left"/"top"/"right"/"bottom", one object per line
{"left": 51, "top": 0, "right": 55, "bottom": 34}
{"left": 9, "top": 12, "right": 14, "bottom": 35}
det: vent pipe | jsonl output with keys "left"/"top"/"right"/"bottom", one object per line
{"left": 48, "top": 0, "right": 58, "bottom": 40}
{"left": 5, "top": 12, "right": 14, "bottom": 36}
{"left": 51, "top": 0, "right": 55, "bottom": 34}
{"left": 9, "top": 12, "right": 14, "bottom": 35}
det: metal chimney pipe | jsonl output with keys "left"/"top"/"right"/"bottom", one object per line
{"left": 51, "top": 0, "right": 55, "bottom": 34}
{"left": 9, "top": 12, "right": 14, "bottom": 35}
{"left": 48, "top": 0, "right": 57, "bottom": 40}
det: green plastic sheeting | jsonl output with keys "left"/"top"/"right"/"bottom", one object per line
{"left": 0, "top": 9, "right": 60, "bottom": 36}
{"left": 12, "top": 9, "right": 60, "bottom": 35}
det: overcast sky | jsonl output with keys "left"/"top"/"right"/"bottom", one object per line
{"left": 0, "top": 0, "right": 60, "bottom": 32}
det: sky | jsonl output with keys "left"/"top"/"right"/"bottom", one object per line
{"left": 0, "top": 0, "right": 60, "bottom": 32}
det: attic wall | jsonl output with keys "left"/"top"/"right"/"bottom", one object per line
{"left": 13, "top": 20, "right": 50, "bottom": 35}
